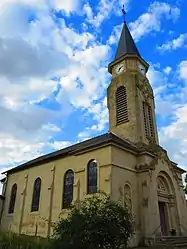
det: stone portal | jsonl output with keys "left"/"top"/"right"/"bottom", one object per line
{"left": 157, "top": 172, "right": 179, "bottom": 236}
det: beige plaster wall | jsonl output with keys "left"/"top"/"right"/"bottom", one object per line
{"left": 1, "top": 146, "right": 112, "bottom": 237}
{"left": 111, "top": 145, "right": 137, "bottom": 170}
{"left": 110, "top": 146, "right": 141, "bottom": 246}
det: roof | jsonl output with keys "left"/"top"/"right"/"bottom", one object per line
{"left": 171, "top": 161, "right": 186, "bottom": 174}
{"left": 3, "top": 132, "right": 138, "bottom": 174}
{"left": 3, "top": 132, "right": 185, "bottom": 176}
{"left": 115, "top": 21, "right": 141, "bottom": 60}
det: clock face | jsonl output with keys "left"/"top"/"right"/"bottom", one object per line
{"left": 138, "top": 62, "right": 146, "bottom": 75}
{"left": 115, "top": 64, "right": 124, "bottom": 74}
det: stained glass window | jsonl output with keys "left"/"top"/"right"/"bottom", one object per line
{"left": 8, "top": 184, "right": 17, "bottom": 214}
{"left": 87, "top": 160, "right": 97, "bottom": 194}
{"left": 62, "top": 170, "right": 74, "bottom": 209}
{"left": 31, "top": 178, "right": 41, "bottom": 212}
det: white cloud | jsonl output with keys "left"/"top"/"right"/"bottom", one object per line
{"left": 0, "top": 0, "right": 44, "bottom": 7}
{"left": 178, "top": 61, "right": 187, "bottom": 81}
{"left": 0, "top": 134, "right": 45, "bottom": 165}
{"left": 0, "top": 105, "right": 58, "bottom": 137}
{"left": 0, "top": 0, "right": 112, "bottom": 168}
{"left": 108, "top": 24, "right": 122, "bottom": 45}
{"left": 83, "top": 3, "right": 94, "bottom": 21}
{"left": 157, "top": 33, "right": 187, "bottom": 52}
{"left": 129, "top": 2, "right": 180, "bottom": 41}
{"left": 41, "top": 123, "right": 61, "bottom": 133}
{"left": 53, "top": 0, "right": 79, "bottom": 14}
{"left": 0, "top": 37, "right": 69, "bottom": 79}
{"left": 147, "top": 65, "right": 179, "bottom": 118}
{"left": 160, "top": 104, "right": 187, "bottom": 166}
{"left": 83, "top": 0, "right": 130, "bottom": 28}
{"left": 0, "top": 131, "right": 75, "bottom": 166}
{"left": 0, "top": 0, "right": 78, "bottom": 14}
{"left": 0, "top": 5, "right": 69, "bottom": 107}
{"left": 163, "top": 66, "right": 172, "bottom": 75}
{"left": 146, "top": 62, "right": 187, "bottom": 168}
{"left": 50, "top": 141, "right": 72, "bottom": 150}
{"left": 57, "top": 44, "right": 110, "bottom": 109}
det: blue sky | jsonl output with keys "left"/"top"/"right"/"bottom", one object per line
{"left": 0, "top": 0, "right": 187, "bottom": 176}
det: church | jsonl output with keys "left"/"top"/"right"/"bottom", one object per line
{"left": 0, "top": 20, "right": 187, "bottom": 247}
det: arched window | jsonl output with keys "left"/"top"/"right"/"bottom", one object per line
{"left": 87, "top": 160, "right": 97, "bottom": 194}
{"left": 31, "top": 178, "right": 41, "bottom": 212}
{"left": 116, "top": 86, "right": 128, "bottom": 124}
{"left": 8, "top": 184, "right": 17, "bottom": 214}
{"left": 62, "top": 170, "right": 74, "bottom": 209}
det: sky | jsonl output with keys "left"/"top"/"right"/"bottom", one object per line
{"left": 0, "top": 0, "right": 187, "bottom": 179}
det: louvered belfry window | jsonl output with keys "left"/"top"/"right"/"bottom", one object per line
{"left": 116, "top": 86, "right": 128, "bottom": 124}
{"left": 143, "top": 101, "right": 155, "bottom": 139}
{"left": 8, "top": 183, "right": 17, "bottom": 214}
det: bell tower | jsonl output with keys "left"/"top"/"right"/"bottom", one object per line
{"left": 107, "top": 20, "right": 159, "bottom": 145}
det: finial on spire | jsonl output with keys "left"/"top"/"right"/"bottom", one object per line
{"left": 122, "top": 5, "right": 126, "bottom": 23}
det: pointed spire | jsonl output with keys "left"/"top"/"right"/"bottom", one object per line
{"left": 115, "top": 17, "right": 141, "bottom": 60}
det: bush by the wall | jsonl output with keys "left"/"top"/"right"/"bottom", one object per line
{"left": 52, "top": 193, "right": 134, "bottom": 249}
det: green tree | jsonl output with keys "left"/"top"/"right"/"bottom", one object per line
{"left": 51, "top": 193, "right": 134, "bottom": 249}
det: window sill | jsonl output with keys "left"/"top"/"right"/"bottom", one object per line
{"left": 116, "top": 120, "right": 129, "bottom": 126}
{"left": 30, "top": 211, "right": 40, "bottom": 215}
{"left": 6, "top": 213, "right": 13, "bottom": 217}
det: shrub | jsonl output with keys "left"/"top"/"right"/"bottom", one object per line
{"left": 51, "top": 193, "right": 134, "bottom": 249}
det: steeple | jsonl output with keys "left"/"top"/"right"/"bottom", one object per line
{"left": 115, "top": 21, "right": 141, "bottom": 60}
{"left": 107, "top": 10, "right": 159, "bottom": 146}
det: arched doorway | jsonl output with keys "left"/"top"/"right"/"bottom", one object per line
{"left": 157, "top": 172, "right": 177, "bottom": 236}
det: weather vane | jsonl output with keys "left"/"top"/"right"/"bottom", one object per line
{"left": 122, "top": 5, "right": 126, "bottom": 22}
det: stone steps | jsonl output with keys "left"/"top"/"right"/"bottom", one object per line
{"left": 154, "top": 236, "right": 187, "bottom": 247}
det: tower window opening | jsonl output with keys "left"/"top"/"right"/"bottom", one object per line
{"left": 143, "top": 102, "right": 155, "bottom": 139}
{"left": 116, "top": 86, "right": 129, "bottom": 124}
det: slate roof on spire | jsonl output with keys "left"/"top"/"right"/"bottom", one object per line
{"left": 115, "top": 21, "right": 141, "bottom": 60}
